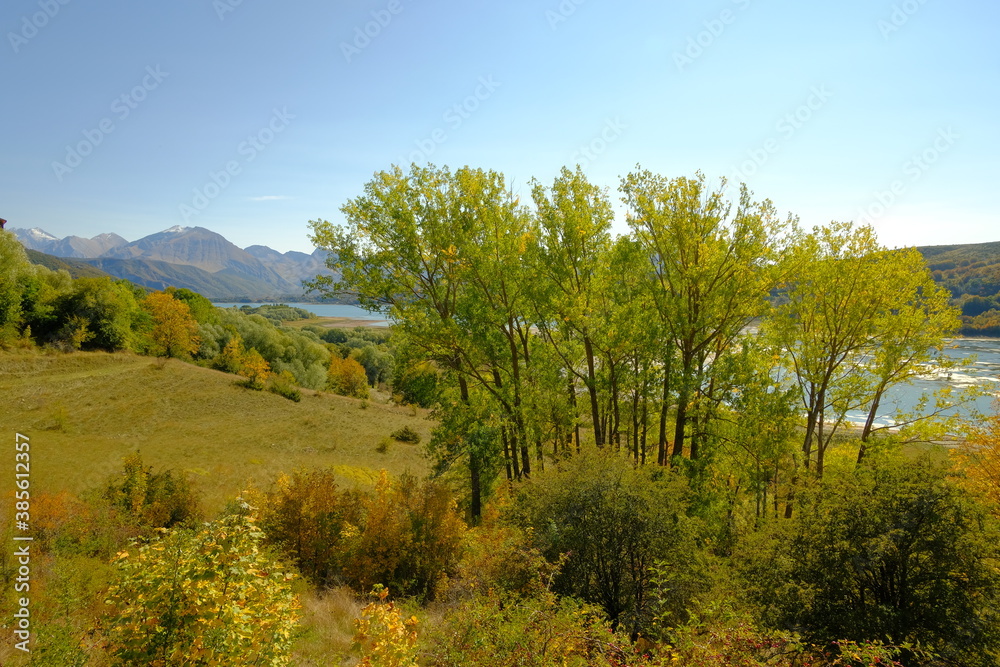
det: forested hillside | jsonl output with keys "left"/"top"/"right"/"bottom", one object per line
{"left": 918, "top": 241, "right": 1000, "bottom": 335}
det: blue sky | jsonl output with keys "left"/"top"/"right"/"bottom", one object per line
{"left": 2, "top": 0, "right": 996, "bottom": 253}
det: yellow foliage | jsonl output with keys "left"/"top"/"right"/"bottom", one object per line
{"left": 143, "top": 291, "right": 200, "bottom": 359}
{"left": 955, "top": 410, "right": 1000, "bottom": 514}
{"left": 329, "top": 354, "right": 370, "bottom": 398}
{"left": 354, "top": 586, "right": 419, "bottom": 667}
{"left": 217, "top": 334, "right": 272, "bottom": 388}
{"left": 241, "top": 347, "right": 272, "bottom": 388}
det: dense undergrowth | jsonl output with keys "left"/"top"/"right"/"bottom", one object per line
{"left": 2, "top": 443, "right": 999, "bottom": 666}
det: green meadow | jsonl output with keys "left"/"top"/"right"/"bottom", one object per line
{"left": 0, "top": 350, "right": 430, "bottom": 511}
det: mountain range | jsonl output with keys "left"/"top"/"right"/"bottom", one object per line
{"left": 11, "top": 225, "right": 334, "bottom": 301}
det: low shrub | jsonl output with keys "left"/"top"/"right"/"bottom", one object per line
{"left": 268, "top": 369, "right": 302, "bottom": 402}
{"left": 102, "top": 452, "right": 201, "bottom": 532}
{"left": 390, "top": 426, "right": 421, "bottom": 444}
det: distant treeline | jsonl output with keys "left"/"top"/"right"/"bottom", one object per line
{"left": 919, "top": 242, "right": 1000, "bottom": 336}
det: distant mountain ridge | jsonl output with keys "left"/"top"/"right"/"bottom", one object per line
{"left": 11, "top": 225, "right": 334, "bottom": 301}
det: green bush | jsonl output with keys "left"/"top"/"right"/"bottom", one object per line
{"left": 393, "top": 360, "right": 439, "bottom": 408}
{"left": 513, "top": 452, "right": 707, "bottom": 637}
{"left": 268, "top": 369, "right": 302, "bottom": 402}
{"left": 421, "top": 587, "right": 639, "bottom": 667}
{"left": 104, "top": 509, "right": 300, "bottom": 666}
{"left": 102, "top": 452, "right": 201, "bottom": 531}
{"left": 390, "top": 425, "right": 421, "bottom": 444}
{"left": 737, "top": 456, "right": 1000, "bottom": 666}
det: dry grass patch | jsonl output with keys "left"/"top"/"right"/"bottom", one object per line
{"left": 291, "top": 586, "right": 364, "bottom": 666}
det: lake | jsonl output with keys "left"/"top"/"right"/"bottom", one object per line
{"left": 212, "top": 302, "right": 390, "bottom": 327}
{"left": 844, "top": 337, "right": 1000, "bottom": 426}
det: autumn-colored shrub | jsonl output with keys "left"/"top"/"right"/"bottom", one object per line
{"left": 329, "top": 354, "right": 370, "bottom": 398}
{"left": 143, "top": 291, "right": 200, "bottom": 359}
{"left": 255, "top": 468, "right": 365, "bottom": 587}
{"left": 954, "top": 407, "right": 1000, "bottom": 515}
{"left": 104, "top": 509, "right": 300, "bottom": 666}
{"left": 31, "top": 491, "right": 94, "bottom": 550}
{"left": 215, "top": 334, "right": 246, "bottom": 373}
{"left": 345, "top": 472, "right": 466, "bottom": 601}
{"left": 354, "top": 586, "right": 419, "bottom": 667}
{"left": 238, "top": 347, "right": 272, "bottom": 389}
{"left": 441, "top": 489, "right": 556, "bottom": 601}
{"left": 216, "top": 333, "right": 272, "bottom": 389}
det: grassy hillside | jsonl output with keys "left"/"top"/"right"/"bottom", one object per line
{"left": 0, "top": 350, "right": 431, "bottom": 511}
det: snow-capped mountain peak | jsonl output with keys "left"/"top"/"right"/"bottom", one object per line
{"left": 161, "top": 225, "right": 191, "bottom": 234}
{"left": 27, "top": 227, "right": 59, "bottom": 241}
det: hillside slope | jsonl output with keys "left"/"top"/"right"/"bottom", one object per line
{"left": 917, "top": 241, "right": 1000, "bottom": 299}
{"left": 0, "top": 351, "right": 430, "bottom": 510}
{"left": 79, "top": 256, "right": 292, "bottom": 300}
{"left": 25, "top": 249, "right": 113, "bottom": 279}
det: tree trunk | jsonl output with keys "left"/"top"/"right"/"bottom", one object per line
{"left": 672, "top": 354, "right": 693, "bottom": 459}
{"left": 657, "top": 365, "right": 671, "bottom": 465}
{"left": 584, "top": 334, "right": 603, "bottom": 447}
{"left": 459, "top": 376, "right": 481, "bottom": 524}
{"left": 857, "top": 389, "right": 885, "bottom": 465}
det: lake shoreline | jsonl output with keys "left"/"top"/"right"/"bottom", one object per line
{"left": 286, "top": 315, "right": 390, "bottom": 330}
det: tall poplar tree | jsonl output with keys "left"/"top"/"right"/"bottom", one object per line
{"left": 621, "top": 170, "right": 790, "bottom": 462}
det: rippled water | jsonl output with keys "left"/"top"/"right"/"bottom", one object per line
{"left": 845, "top": 338, "right": 1000, "bottom": 426}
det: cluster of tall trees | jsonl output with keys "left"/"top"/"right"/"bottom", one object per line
{"left": 309, "top": 164, "right": 959, "bottom": 521}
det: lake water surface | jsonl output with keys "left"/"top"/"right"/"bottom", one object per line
{"left": 845, "top": 337, "right": 1000, "bottom": 426}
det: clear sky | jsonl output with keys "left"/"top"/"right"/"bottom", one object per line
{"left": 2, "top": 0, "right": 997, "bottom": 253}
